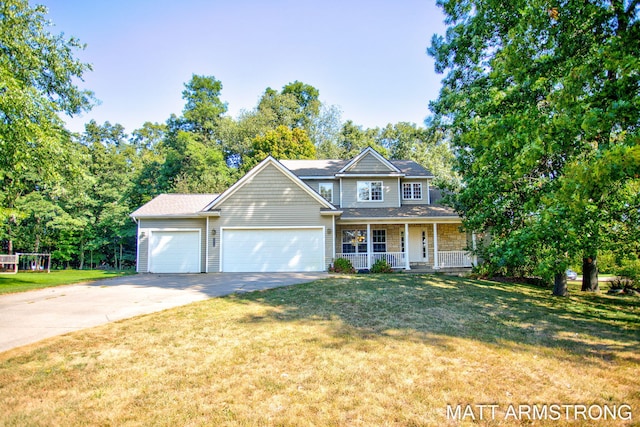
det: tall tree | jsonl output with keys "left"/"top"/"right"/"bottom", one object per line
{"left": 181, "top": 74, "right": 227, "bottom": 142}
{"left": 429, "top": 0, "right": 640, "bottom": 295}
{"left": 0, "top": 0, "right": 93, "bottom": 253}
{"left": 245, "top": 125, "right": 316, "bottom": 169}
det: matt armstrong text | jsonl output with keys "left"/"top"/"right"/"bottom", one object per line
{"left": 446, "top": 403, "right": 632, "bottom": 422}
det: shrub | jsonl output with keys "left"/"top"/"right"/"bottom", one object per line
{"left": 370, "top": 258, "right": 393, "bottom": 274}
{"left": 330, "top": 258, "right": 355, "bottom": 274}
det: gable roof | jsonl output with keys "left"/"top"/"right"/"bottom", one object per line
{"left": 338, "top": 146, "right": 401, "bottom": 175}
{"left": 203, "top": 156, "right": 337, "bottom": 211}
{"left": 131, "top": 194, "right": 218, "bottom": 218}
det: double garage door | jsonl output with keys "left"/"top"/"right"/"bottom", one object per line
{"left": 222, "top": 228, "right": 324, "bottom": 272}
{"left": 148, "top": 228, "right": 324, "bottom": 273}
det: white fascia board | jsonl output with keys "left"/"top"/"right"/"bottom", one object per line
{"left": 335, "top": 173, "right": 405, "bottom": 178}
{"left": 336, "top": 216, "right": 461, "bottom": 224}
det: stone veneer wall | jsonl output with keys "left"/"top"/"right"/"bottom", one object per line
{"left": 436, "top": 223, "right": 468, "bottom": 251}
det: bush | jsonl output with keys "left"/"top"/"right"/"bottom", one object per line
{"left": 330, "top": 258, "right": 355, "bottom": 274}
{"left": 370, "top": 258, "right": 393, "bottom": 274}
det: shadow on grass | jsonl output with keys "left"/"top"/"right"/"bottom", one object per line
{"left": 228, "top": 274, "right": 640, "bottom": 364}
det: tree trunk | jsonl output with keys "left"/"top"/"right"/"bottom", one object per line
{"left": 581, "top": 255, "right": 599, "bottom": 292}
{"left": 553, "top": 272, "right": 568, "bottom": 296}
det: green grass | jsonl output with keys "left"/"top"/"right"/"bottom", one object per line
{"left": 0, "top": 270, "right": 134, "bottom": 295}
{"left": 0, "top": 274, "right": 638, "bottom": 426}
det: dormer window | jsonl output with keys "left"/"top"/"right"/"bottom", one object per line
{"left": 402, "top": 182, "right": 422, "bottom": 200}
{"left": 357, "top": 181, "right": 383, "bottom": 202}
{"left": 319, "top": 182, "right": 333, "bottom": 203}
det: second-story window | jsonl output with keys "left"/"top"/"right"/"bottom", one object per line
{"left": 319, "top": 183, "right": 333, "bottom": 203}
{"left": 402, "top": 182, "right": 422, "bottom": 200}
{"left": 357, "top": 181, "right": 383, "bottom": 202}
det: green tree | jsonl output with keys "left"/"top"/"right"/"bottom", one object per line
{"left": 0, "top": 0, "right": 93, "bottom": 253}
{"left": 338, "top": 121, "right": 386, "bottom": 159}
{"left": 429, "top": 0, "right": 640, "bottom": 295}
{"left": 181, "top": 74, "right": 227, "bottom": 142}
{"left": 246, "top": 126, "right": 316, "bottom": 168}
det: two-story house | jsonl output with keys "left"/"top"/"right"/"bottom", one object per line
{"left": 131, "top": 147, "right": 473, "bottom": 273}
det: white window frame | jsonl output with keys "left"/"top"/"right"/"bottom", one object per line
{"left": 342, "top": 229, "right": 367, "bottom": 253}
{"left": 357, "top": 181, "right": 384, "bottom": 202}
{"left": 319, "top": 182, "right": 333, "bottom": 203}
{"left": 372, "top": 229, "right": 386, "bottom": 253}
{"left": 402, "top": 182, "right": 422, "bottom": 200}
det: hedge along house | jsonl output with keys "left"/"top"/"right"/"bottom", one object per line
{"left": 131, "top": 147, "right": 474, "bottom": 273}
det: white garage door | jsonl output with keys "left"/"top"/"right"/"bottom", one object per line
{"left": 149, "top": 230, "right": 201, "bottom": 273}
{"left": 222, "top": 228, "right": 324, "bottom": 272}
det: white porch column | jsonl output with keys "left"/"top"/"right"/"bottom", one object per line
{"left": 433, "top": 223, "right": 439, "bottom": 269}
{"left": 404, "top": 223, "right": 410, "bottom": 270}
{"left": 205, "top": 217, "right": 210, "bottom": 273}
{"left": 366, "top": 223, "right": 372, "bottom": 269}
{"left": 472, "top": 232, "right": 478, "bottom": 267}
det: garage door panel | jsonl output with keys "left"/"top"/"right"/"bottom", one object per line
{"left": 222, "top": 229, "right": 323, "bottom": 272}
{"left": 149, "top": 231, "right": 200, "bottom": 273}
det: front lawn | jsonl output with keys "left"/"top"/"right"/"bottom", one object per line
{"left": 0, "top": 275, "right": 638, "bottom": 425}
{"left": 0, "top": 270, "right": 134, "bottom": 295}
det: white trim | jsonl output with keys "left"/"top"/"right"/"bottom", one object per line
{"left": 204, "top": 156, "right": 335, "bottom": 211}
{"left": 220, "top": 226, "right": 326, "bottom": 272}
{"left": 404, "top": 223, "right": 410, "bottom": 270}
{"left": 338, "top": 146, "right": 402, "bottom": 174}
{"left": 136, "top": 221, "right": 141, "bottom": 273}
{"left": 427, "top": 181, "right": 431, "bottom": 204}
{"left": 335, "top": 173, "right": 405, "bottom": 178}
{"left": 332, "top": 216, "right": 336, "bottom": 260}
{"left": 205, "top": 217, "right": 209, "bottom": 273}
{"left": 366, "top": 223, "right": 372, "bottom": 269}
{"left": 433, "top": 223, "right": 439, "bottom": 270}
{"left": 402, "top": 182, "right": 423, "bottom": 200}
{"left": 397, "top": 177, "right": 401, "bottom": 206}
{"left": 147, "top": 228, "right": 202, "bottom": 273}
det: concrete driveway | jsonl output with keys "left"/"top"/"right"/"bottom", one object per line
{"left": 0, "top": 272, "right": 327, "bottom": 353}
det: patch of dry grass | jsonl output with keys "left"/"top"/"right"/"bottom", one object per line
{"left": 0, "top": 275, "right": 638, "bottom": 426}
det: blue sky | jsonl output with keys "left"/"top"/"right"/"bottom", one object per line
{"left": 36, "top": 0, "right": 447, "bottom": 134}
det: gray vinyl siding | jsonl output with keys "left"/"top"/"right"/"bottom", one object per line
{"left": 137, "top": 218, "right": 207, "bottom": 273}
{"left": 401, "top": 179, "right": 431, "bottom": 206}
{"left": 209, "top": 163, "right": 334, "bottom": 271}
{"left": 340, "top": 177, "right": 400, "bottom": 208}
{"left": 347, "top": 152, "right": 395, "bottom": 173}
{"left": 303, "top": 179, "right": 340, "bottom": 206}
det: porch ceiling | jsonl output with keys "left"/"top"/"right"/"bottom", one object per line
{"left": 337, "top": 206, "right": 460, "bottom": 223}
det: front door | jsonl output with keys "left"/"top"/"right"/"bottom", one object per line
{"left": 408, "top": 228, "right": 429, "bottom": 263}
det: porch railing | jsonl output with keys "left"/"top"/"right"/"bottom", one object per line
{"left": 335, "top": 252, "right": 406, "bottom": 269}
{"left": 335, "top": 251, "right": 473, "bottom": 270}
{"left": 437, "top": 251, "right": 473, "bottom": 268}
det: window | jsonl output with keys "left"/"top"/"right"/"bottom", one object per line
{"left": 342, "top": 230, "right": 367, "bottom": 253}
{"left": 357, "top": 181, "right": 383, "bottom": 202}
{"left": 372, "top": 229, "right": 386, "bottom": 252}
{"left": 402, "top": 182, "right": 422, "bottom": 200}
{"left": 319, "top": 182, "right": 333, "bottom": 203}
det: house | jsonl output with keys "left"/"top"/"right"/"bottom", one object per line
{"left": 130, "top": 147, "right": 474, "bottom": 273}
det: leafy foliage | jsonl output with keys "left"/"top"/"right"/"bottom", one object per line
{"left": 330, "top": 258, "right": 356, "bottom": 274}
{"left": 429, "top": 0, "right": 640, "bottom": 294}
{"left": 370, "top": 258, "right": 393, "bottom": 274}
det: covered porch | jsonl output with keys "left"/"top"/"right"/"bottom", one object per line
{"left": 335, "top": 222, "right": 475, "bottom": 271}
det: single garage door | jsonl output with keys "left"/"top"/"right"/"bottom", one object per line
{"left": 149, "top": 230, "right": 201, "bottom": 273}
{"left": 222, "top": 228, "right": 324, "bottom": 272}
